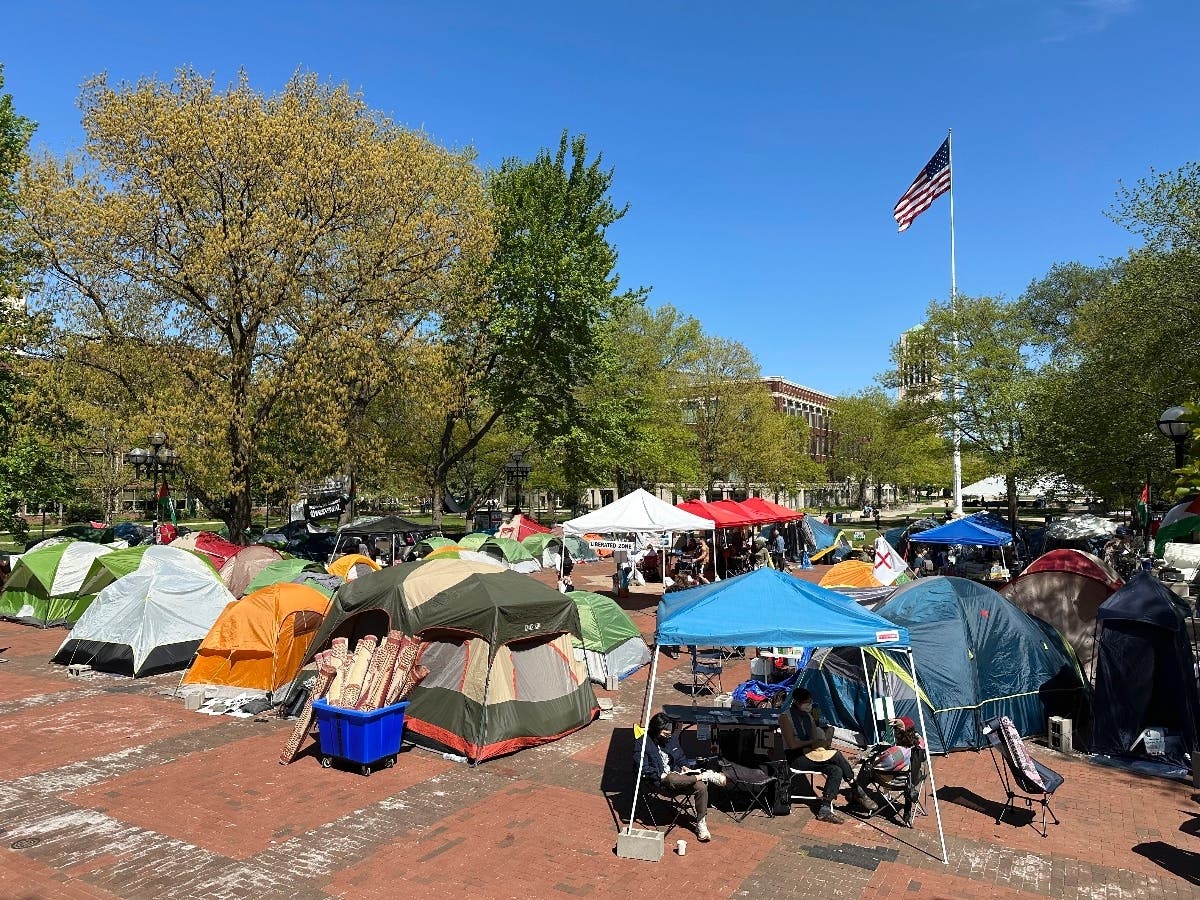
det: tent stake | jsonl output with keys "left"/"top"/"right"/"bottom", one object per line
{"left": 904, "top": 647, "right": 948, "bottom": 864}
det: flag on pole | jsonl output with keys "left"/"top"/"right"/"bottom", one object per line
{"left": 157, "top": 478, "right": 177, "bottom": 525}
{"left": 1136, "top": 483, "right": 1150, "bottom": 527}
{"left": 872, "top": 536, "right": 908, "bottom": 586}
{"left": 894, "top": 137, "right": 952, "bottom": 233}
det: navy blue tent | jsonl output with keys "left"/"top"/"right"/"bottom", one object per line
{"left": 1092, "top": 572, "right": 1200, "bottom": 763}
{"left": 656, "top": 567, "right": 909, "bottom": 649}
{"left": 906, "top": 518, "right": 1012, "bottom": 546}
{"left": 803, "top": 576, "right": 1088, "bottom": 753}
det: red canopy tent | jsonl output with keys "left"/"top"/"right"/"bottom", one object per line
{"left": 710, "top": 499, "right": 771, "bottom": 526}
{"left": 740, "top": 497, "right": 798, "bottom": 523}
{"left": 676, "top": 499, "right": 751, "bottom": 529}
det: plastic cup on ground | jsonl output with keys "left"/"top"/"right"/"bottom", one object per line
{"left": 676, "top": 838, "right": 687, "bottom": 856}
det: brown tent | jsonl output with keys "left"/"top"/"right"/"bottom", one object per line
{"left": 1000, "top": 549, "right": 1123, "bottom": 679}
{"left": 218, "top": 545, "right": 283, "bottom": 598}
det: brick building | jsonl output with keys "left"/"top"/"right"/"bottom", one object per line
{"left": 761, "top": 376, "right": 836, "bottom": 463}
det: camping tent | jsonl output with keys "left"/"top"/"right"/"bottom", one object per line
{"left": 1154, "top": 498, "right": 1200, "bottom": 555}
{"left": 327, "top": 553, "right": 381, "bottom": 581}
{"left": 414, "top": 536, "right": 457, "bottom": 558}
{"left": 495, "top": 513, "right": 551, "bottom": 543}
{"left": 53, "top": 557, "right": 234, "bottom": 676}
{"left": 424, "top": 545, "right": 507, "bottom": 568}
{"left": 306, "top": 558, "right": 597, "bottom": 762}
{"left": 290, "top": 571, "right": 344, "bottom": 598}
{"left": 476, "top": 536, "right": 540, "bottom": 573}
{"left": 0, "top": 540, "right": 115, "bottom": 627}
{"left": 566, "top": 590, "right": 651, "bottom": 683}
{"left": 1000, "top": 549, "right": 1123, "bottom": 678}
{"left": 800, "top": 516, "right": 854, "bottom": 563}
{"left": 819, "top": 559, "right": 883, "bottom": 589}
{"left": 563, "top": 535, "right": 600, "bottom": 564}
{"left": 634, "top": 566, "right": 948, "bottom": 864}
{"left": 242, "top": 557, "right": 325, "bottom": 596}
{"left": 563, "top": 488, "right": 714, "bottom": 535}
{"left": 1091, "top": 572, "right": 1200, "bottom": 763}
{"left": 804, "top": 576, "right": 1087, "bottom": 754}
{"left": 333, "top": 515, "right": 439, "bottom": 564}
{"left": 170, "top": 532, "right": 244, "bottom": 570}
{"left": 183, "top": 582, "right": 331, "bottom": 692}
{"left": 522, "top": 533, "right": 563, "bottom": 569}
{"left": 457, "top": 532, "right": 493, "bottom": 551}
{"left": 72, "top": 545, "right": 217, "bottom": 624}
{"left": 218, "top": 545, "right": 284, "bottom": 598}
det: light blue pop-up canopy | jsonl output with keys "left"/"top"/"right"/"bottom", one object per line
{"left": 656, "top": 567, "right": 910, "bottom": 649}
{"left": 624, "top": 566, "right": 947, "bottom": 865}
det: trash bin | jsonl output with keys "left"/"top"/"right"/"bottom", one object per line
{"left": 313, "top": 698, "right": 409, "bottom": 775}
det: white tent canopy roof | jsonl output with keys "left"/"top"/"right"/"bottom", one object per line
{"left": 562, "top": 488, "right": 715, "bottom": 535}
{"left": 961, "top": 474, "right": 1079, "bottom": 500}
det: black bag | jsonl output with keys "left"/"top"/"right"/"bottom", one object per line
{"left": 760, "top": 760, "right": 792, "bottom": 816}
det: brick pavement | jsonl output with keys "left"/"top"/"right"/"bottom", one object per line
{"left": 0, "top": 561, "right": 1197, "bottom": 898}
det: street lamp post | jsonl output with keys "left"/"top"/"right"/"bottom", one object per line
{"left": 504, "top": 451, "right": 532, "bottom": 515}
{"left": 1157, "top": 406, "right": 1193, "bottom": 470}
{"left": 124, "top": 431, "right": 180, "bottom": 543}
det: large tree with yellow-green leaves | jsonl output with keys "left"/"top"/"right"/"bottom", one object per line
{"left": 17, "top": 68, "right": 492, "bottom": 541}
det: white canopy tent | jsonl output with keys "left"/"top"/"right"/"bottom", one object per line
{"left": 961, "top": 475, "right": 1080, "bottom": 501}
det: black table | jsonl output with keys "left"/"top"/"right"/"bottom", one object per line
{"left": 662, "top": 704, "right": 781, "bottom": 729}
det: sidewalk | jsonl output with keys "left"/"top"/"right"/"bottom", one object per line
{"left": 0, "top": 562, "right": 1197, "bottom": 899}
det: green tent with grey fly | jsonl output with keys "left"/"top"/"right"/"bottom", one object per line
{"left": 242, "top": 557, "right": 325, "bottom": 596}
{"left": 306, "top": 557, "right": 597, "bottom": 762}
{"left": 0, "top": 540, "right": 115, "bottom": 627}
{"left": 566, "top": 590, "right": 651, "bottom": 684}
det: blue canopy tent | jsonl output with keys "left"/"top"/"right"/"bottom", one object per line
{"left": 625, "top": 567, "right": 948, "bottom": 864}
{"left": 907, "top": 518, "right": 1012, "bottom": 546}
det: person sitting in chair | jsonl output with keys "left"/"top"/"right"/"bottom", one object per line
{"left": 779, "top": 688, "right": 876, "bottom": 823}
{"left": 851, "top": 715, "right": 925, "bottom": 824}
{"left": 637, "top": 712, "right": 727, "bottom": 842}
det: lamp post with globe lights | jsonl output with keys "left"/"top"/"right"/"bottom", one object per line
{"left": 124, "top": 430, "right": 180, "bottom": 543}
{"left": 1158, "top": 406, "right": 1193, "bottom": 470}
{"left": 504, "top": 451, "right": 532, "bottom": 515}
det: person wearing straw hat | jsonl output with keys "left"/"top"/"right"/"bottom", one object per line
{"left": 780, "top": 688, "right": 876, "bottom": 823}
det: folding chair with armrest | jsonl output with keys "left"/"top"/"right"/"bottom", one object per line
{"left": 770, "top": 729, "right": 826, "bottom": 805}
{"left": 688, "top": 646, "right": 724, "bottom": 699}
{"left": 982, "top": 715, "right": 1063, "bottom": 838}
{"left": 637, "top": 780, "right": 697, "bottom": 835}
{"left": 857, "top": 745, "right": 929, "bottom": 827}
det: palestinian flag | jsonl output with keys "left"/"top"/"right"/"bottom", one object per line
{"left": 1154, "top": 497, "right": 1200, "bottom": 555}
{"left": 1136, "top": 484, "right": 1149, "bottom": 528}
{"left": 157, "top": 478, "right": 177, "bottom": 525}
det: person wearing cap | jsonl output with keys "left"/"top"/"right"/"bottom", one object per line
{"left": 850, "top": 715, "right": 925, "bottom": 821}
{"left": 780, "top": 688, "right": 876, "bottom": 823}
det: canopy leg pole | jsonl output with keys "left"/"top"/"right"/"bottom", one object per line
{"left": 627, "top": 642, "right": 661, "bottom": 834}
{"left": 861, "top": 647, "right": 879, "bottom": 745}
{"left": 712, "top": 528, "right": 720, "bottom": 582}
{"left": 906, "top": 648, "right": 948, "bottom": 864}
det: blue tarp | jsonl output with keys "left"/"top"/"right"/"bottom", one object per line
{"left": 907, "top": 517, "right": 1013, "bottom": 547}
{"left": 656, "top": 567, "right": 909, "bottom": 649}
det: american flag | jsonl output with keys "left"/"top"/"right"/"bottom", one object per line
{"left": 893, "top": 138, "right": 951, "bottom": 233}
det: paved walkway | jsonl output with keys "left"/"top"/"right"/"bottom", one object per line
{"left": 0, "top": 562, "right": 1197, "bottom": 899}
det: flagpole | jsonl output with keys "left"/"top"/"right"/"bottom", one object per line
{"left": 949, "top": 128, "right": 963, "bottom": 518}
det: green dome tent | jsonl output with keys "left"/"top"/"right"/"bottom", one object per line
{"left": 243, "top": 557, "right": 325, "bottom": 596}
{"left": 306, "top": 558, "right": 597, "bottom": 763}
{"left": 522, "top": 533, "right": 563, "bottom": 568}
{"left": 566, "top": 590, "right": 651, "bottom": 684}
{"left": 457, "top": 532, "right": 493, "bottom": 551}
{"left": 478, "top": 536, "right": 540, "bottom": 573}
{"left": 0, "top": 540, "right": 115, "bottom": 627}
{"left": 414, "top": 536, "right": 457, "bottom": 558}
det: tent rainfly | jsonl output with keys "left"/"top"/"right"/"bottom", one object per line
{"left": 627, "top": 567, "right": 948, "bottom": 865}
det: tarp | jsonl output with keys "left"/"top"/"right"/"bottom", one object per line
{"left": 53, "top": 556, "right": 234, "bottom": 676}
{"left": 0, "top": 540, "right": 115, "bottom": 627}
{"left": 1092, "top": 572, "right": 1200, "bottom": 763}
{"left": 656, "top": 567, "right": 909, "bottom": 649}
{"left": 563, "top": 488, "right": 714, "bottom": 535}
{"left": 306, "top": 558, "right": 597, "bottom": 762}
{"left": 906, "top": 517, "right": 1012, "bottom": 547}
{"left": 1044, "top": 515, "right": 1118, "bottom": 541}
{"left": 183, "top": 583, "right": 330, "bottom": 692}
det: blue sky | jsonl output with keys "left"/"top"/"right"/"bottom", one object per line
{"left": 3, "top": 1, "right": 1196, "bottom": 395}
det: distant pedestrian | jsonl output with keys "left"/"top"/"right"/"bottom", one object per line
{"left": 873, "top": 508, "right": 881, "bottom": 531}
{"left": 770, "top": 528, "right": 786, "bottom": 570}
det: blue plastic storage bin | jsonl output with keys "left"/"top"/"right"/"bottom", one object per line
{"left": 313, "top": 699, "right": 409, "bottom": 772}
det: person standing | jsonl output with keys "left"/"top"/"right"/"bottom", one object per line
{"left": 770, "top": 527, "right": 786, "bottom": 570}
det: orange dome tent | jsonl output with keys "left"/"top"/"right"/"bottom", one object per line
{"left": 818, "top": 559, "right": 883, "bottom": 589}
{"left": 327, "top": 553, "right": 381, "bottom": 580}
{"left": 183, "top": 583, "right": 331, "bottom": 692}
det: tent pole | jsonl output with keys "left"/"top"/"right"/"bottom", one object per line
{"left": 906, "top": 648, "right": 948, "bottom": 864}
{"left": 861, "top": 647, "right": 879, "bottom": 745}
{"left": 712, "top": 528, "right": 720, "bottom": 582}
{"left": 627, "top": 642, "right": 661, "bottom": 835}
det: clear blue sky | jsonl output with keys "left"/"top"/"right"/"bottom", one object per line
{"left": 3, "top": 1, "right": 1196, "bottom": 395}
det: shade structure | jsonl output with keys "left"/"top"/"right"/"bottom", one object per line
{"left": 740, "top": 497, "right": 798, "bottom": 523}
{"left": 906, "top": 517, "right": 1012, "bottom": 546}
{"left": 334, "top": 515, "right": 440, "bottom": 563}
{"left": 0, "top": 540, "right": 114, "bottom": 627}
{"left": 183, "top": 583, "right": 331, "bottom": 692}
{"left": 676, "top": 499, "right": 749, "bottom": 528}
{"left": 563, "top": 488, "right": 714, "bottom": 535}
{"left": 306, "top": 558, "right": 597, "bottom": 762}
{"left": 656, "top": 567, "right": 909, "bottom": 649}
{"left": 710, "top": 499, "right": 766, "bottom": 526}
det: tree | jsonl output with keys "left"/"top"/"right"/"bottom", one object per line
{"left": 890, "top": 295, "right": 1038, "bottom": 530}
{"left": 407, "top": 132, "right": 639, "bottom": 526}
{"left": 17, "top": 69, "right": 491, "bottom": 541}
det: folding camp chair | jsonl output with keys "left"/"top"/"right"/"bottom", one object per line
{"left": 770, "top": 730, "right": 826, "bottom": 805}
{"left": 716, "top": 761, "right": 778, "bottom": 822}
{"left": 637, "top": 780, "right": 698, "bottom": 835}
{"left": 982, "top": 715, "right": 1063, "bottom": 838}
{"left": 688, "top": 646, "right": 723, "bottom": 699}
{"left": 857, "top": 745, "right": 929, "bottom": 828}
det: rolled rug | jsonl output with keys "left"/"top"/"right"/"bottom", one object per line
{"left": 278, "top": 651, "right": 337, "bottom": 765}
{"left": 336, "top": 636, "right": 378, "bottom": 710}
{"left": 383, "top": 637, "right": 424, "bottom": 706}
{"left": 358, "top": 631, "right": 403, "bottom": 711}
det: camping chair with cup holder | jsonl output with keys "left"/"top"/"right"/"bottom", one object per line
{"left": 982, "top": 715, "right": 1063, "bottom": 838}
{"left": 688, "top": 646, "right": 724, "bottom": 699}
{"left": 855, "top": 745, "right": 929, "bottom": 828}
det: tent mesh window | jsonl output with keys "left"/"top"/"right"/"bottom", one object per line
{"left": 509, "top": 638, "right": 580, "bottom": 702}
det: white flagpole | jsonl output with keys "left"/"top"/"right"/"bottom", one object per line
{"left": 948, "top": 129, "right": 964, "bottom": 518}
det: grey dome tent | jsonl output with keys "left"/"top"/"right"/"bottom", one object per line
{"left": 803, "top": 576, "right": 1088, "bottom": 753}
{"left": 1091, "top": 572, "right": 1200, "bottom": 764}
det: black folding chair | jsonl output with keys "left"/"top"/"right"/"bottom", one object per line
{"left": 716, "top": 761, "right": 777, "bottom": 822}
{"left": 688, "top": 646, "right": 723, "bottom": 699}
{"left": 982, "top": 716, "right": 1063, "bottom": 838}
{"left": 637, "top": 780, "right": 698, "bottom": 835}
{"left": 858, "top": 746, "right": 929, "bottom": 827}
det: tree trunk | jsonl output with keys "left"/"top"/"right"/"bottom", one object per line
{"left": 432, "top": 481, "right": 444, "bottom": 530}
